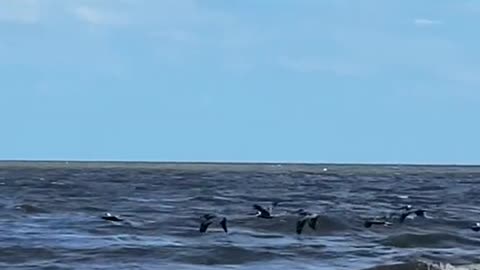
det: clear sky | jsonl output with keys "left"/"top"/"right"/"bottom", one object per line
{"left": 1, "top": 0, "right": 479, "bottom": 164}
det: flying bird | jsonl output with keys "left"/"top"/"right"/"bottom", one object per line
{"left": 295, "top": 209, "right": 319, "bottom": 235}
{"left": 101, "top": 212, "right": 123, "bottom": 222}
{"left": 199, "top": 214, "right": 228, "bottom": 233}
{"left": 399, "top": 209, "right": 426, "bottom": 223}
{"left": 253, "top": 202, "right": 278, "bottom": 219}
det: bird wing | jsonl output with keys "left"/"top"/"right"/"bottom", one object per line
{"left": 296, "top": 217, "right": 308, "bottom": 234}
{"left": 308, "top": 216, "right": 319, "bottom": 230}
{"left": 199, "top": 220, "right": 213, "bottom": 233}
{"left": 399, "top": 212, "right": 413, "bottom": 223}
{"left": 219, "top": 217, "right": 228, "bottom": 233}
{"left": 414, "top": 210, "right": 426, "bottom": 217}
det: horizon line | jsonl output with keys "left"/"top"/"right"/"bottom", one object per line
{"left": 0, "top": 159, "right": 478, "bottom": 167}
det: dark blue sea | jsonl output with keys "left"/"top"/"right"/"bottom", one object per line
{"left": 1, "top": 162, "right": 480, "bottom": 269}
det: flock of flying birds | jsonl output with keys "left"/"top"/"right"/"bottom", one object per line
{"left": 100, "top": 202, "right": 480, "bottom": 235}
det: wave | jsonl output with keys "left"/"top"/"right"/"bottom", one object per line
{"left": 380, "top": 232, "right": 480, "bottom": 249}
{"left": 363, "top": 261, "right": 480, "bottom": 270}
{"left": 2, "top": 163, "right": 480, "bottom": 269}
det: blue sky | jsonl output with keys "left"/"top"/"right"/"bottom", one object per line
{"left": 1, "top": 0, "right": 479, "bottom": 164}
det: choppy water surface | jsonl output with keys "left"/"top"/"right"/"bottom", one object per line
{"left": 1, "top": 162, "right": 480, "bottom": 270}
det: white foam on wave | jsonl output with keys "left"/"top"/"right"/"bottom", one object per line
{"left": 425, "top": 261, "right": 480, "bottom": 270}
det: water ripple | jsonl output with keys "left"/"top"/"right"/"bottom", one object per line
{"left": 1, "top": 162, "right": 480, "bottom": 269}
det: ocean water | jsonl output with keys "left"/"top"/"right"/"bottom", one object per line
{"left": 1, "top": 161, "right": 480, "bottom": 270}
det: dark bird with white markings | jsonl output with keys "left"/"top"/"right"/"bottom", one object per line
{"left": 399, "top": 209, "right": 426, "bottom": 223}
{"left": 253, "top": 202, "right": 278, "bottom": 219}
{"left": 101, "top": 212, "right": 123, "bottom": 222}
